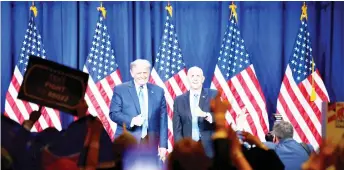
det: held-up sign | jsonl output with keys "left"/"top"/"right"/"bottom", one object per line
{"left": 17, "top": 55, "right": 89, "bottom": 116}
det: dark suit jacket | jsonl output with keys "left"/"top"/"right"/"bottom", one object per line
{"left": 109, "top": 80, "right": 168, "bottom": 148}
{"left": 173, "top": 88, "right": 218, "bottom": 157}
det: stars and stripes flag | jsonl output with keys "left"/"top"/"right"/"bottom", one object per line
{"left": 276, "top": 10, "right": 329, "bottom": 149}
{"left": 83, "top": 8, "right": 122, "bottom": 140}
{"left": 4, "top": 6, "right": 62, "bottom": 132}
{"left": 210, "top": 5, "right": 269, "bottom": 141}
{"left": 149, "top": 5, "right": 189, "bottom": 152}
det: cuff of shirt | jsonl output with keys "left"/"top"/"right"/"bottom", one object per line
{"left": 206, "top": 112, "right": 213, "bottom": 123}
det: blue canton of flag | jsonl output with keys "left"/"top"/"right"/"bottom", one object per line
{"left": 288, "top": 21, "right": 314, "bottom": 83}
{"left": 85, "top": 15, "right": 119, "bottom": 82}
{"left": 154, "top": 14, "right": 186, "bottom": 81}
{"left": 217, "top": 17, "right": 251, "bottom": 80}
{"left": 19, "top": 17, "right": 46, "bottom": 74}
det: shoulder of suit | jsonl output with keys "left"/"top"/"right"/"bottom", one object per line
{"left": 174, "top": 91, "right": 188, "bottom": 101}
{"left": 204, "top": 88, "right": 218, "bottom": 95}
{"left": 114, "top": 81, "right": 131, "bottom": 90}
{"left": 147, "top": 83, "right": 164, "bottom": 92}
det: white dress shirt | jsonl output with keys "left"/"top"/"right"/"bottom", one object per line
{"left": 134, "top": 82, "right": 148, "bottom": 117}
{"left": 189, "top": 89, "right": 212, "bottom": 123}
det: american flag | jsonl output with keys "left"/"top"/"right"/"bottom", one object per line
{"left": 83, "top": 10, "right": 122, "bottom": 140}
{"left": 4, "top": 7, "right": 62, "bottom": 132}
{"left": 149, "top": 5, "right": 189, "bottom": 152}
{"left": 210, "top": 9, "right": 269, "bottom": 141}
{"left": 276, "top": 17, "right": 329, "bottom": 149}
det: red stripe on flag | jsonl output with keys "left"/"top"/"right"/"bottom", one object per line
{"left": 11, "top": 77, "right": 43, "bottom": 131}
{"left": 174, "top": 70, "right": 187, "bottom": 93}
{"left": 96, "top": 82, "right": 110, "bottom": 107}
{"left": 228, "top": 79, "right": 257, "bottom": 136}
{"left": 165, "top": 81, "right": 176, "bottom": 99}
{"left": 85, "top": 85, "right": 114, "bottom": 138}
{"left": 283, "top": 76, "right": 322, "bottom": 144}
{"left": 6, "top": 92, "right": 25, "bottom": 123}
{"left": 307, "top": 71, "right": 329, "bottom": 102}
{"left": 212, "top": 76, "right": 236, "bottom": 127}
{"left": 278, "top": 94, "right": 310, "bottom": 143}
{"left": 105, "top": 74, "right": 116, "bottom": 92}
{"left": 246, "top": 67, "right": 267, "bottom": 104}
{"left": 237, "top": 71, "right": 268, "bottom": 133}
{"left": 167, "top": 105, "right": 174, "bottom": 146}
{"left": 298, "top": 83, "right": 322, "bottom": 123}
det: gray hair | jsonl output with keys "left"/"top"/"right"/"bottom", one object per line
{"left": 272, "top": 121, "right": 294, "bottom": 140}
{"left": 130, "top": 59, "right": 151, "bottom": 70}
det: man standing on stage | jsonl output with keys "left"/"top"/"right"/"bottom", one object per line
{"left": 172, "top": 66, "right": 218, "bottom": 158}
{"left": 109, "top": 59, "right": 168, "bottom": 161}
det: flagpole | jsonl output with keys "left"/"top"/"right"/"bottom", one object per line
{"left": 300, "top": 2, "right": 316, "bottom": 101}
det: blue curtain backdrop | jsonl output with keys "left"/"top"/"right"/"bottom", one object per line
{"left": 1, "top": 1, "right": 343, "bottom": 129}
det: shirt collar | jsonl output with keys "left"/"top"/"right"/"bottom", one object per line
{"left": 133, "top": 81, "right": 147, "bottom": 91}
{"left": 190, "top": 89, "right": 202, "bottom": 97}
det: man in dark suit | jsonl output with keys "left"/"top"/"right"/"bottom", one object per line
{"left": 173, "top": 66, "right": 218, "bottom": 158}
{"left": 109, "top": 59, "right": 168, "bottom": 161}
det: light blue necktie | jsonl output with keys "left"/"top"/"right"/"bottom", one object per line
{"left": 138, "top": 86, "right": 148, "bottom": 138}
{"left": 192, "top": 94, "right": 200, "bottom": 141}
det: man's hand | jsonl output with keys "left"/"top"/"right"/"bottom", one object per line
{"left": 130, "top": 115, "right": 144, "bottom": 127}
{"left": 158, "top": 148, "right": 167, "bottom": 162}
{"left": 195, "top": 107, "right": 207, "bottom": 117}
{"left": 235, "top": 108, "right": 248, "bottom": 131}
{"left": 195, "top": 107, "right": 213, "bottom": 123}
{"left": 210, "top": 91, "right": 230, "bottom": 129}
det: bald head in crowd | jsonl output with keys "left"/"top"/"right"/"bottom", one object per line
{"left": 187, "top": 66, "right": 205, "bottom": 91}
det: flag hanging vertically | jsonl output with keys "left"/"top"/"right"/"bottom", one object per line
{"left": 210, "top": 3, "right": 269, "bottom": 140}
{"left": 83, "top": 5, "right": 122, "bottom": 139}
{"left": 4, "top": 3, "right": 62, "bottom": 132}
{"left": 276, "top": 2, "right": 329, "bottom": 149}
{"left": 149, "top": 4, "right": 189, "bottom": 152}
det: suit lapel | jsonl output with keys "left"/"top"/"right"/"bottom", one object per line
{"left": 128, "top": 81, "right": 140, "bottom": 114}
{"left": 199, "top": 88, "right": 208, "bottom": 111}
{"left": 147, "top": 84, "right": 153, "bottom": 121}
{"left": 184, "top": 91, "right": 192, "bottom": 119}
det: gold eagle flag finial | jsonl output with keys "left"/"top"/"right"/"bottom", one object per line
{"left": 97, "top": 2, "right": 107, "bottom": 18}
{"left": 165, "top": 2, "right": 173, "bottom": 17}
{"left": 229, "top": 2, "right": 238, "bottom": 23}
{"left": 30, "top": 1, "right": 38, "bottom": 17}
{"left": 300, "top": 2, "right": 308, "bottom": 21}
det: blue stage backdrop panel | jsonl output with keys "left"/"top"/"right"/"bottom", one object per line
{"left": 1, "top": 1, "right": 343, "bottom": 129}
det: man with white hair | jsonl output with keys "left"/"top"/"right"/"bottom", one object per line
{"left": 172, "top": 66, "right": 218, "bottom": 158}
{"left": 109, "top": 59, "right": 168, "bottom": 161}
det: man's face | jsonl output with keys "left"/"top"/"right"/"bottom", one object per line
{"left": 130, "top": 65, "right": 150, "bottom": 86}
{"left": 187, "top": 67, "right": 205, "bottom": 91}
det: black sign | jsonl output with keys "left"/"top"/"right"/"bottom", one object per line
{"left": 17, "top": 55, "right": 89, "bottom": 116}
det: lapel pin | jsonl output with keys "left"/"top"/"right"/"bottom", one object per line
{"left": 202, "top": 96, "right": 205, "bottom": 98}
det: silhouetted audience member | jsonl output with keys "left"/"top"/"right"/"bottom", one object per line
{"left": 112, "top": 125, "right": 138, "bottom": 170}
{"left": 168, "top": 138, "right": 211, "bottom": 170}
